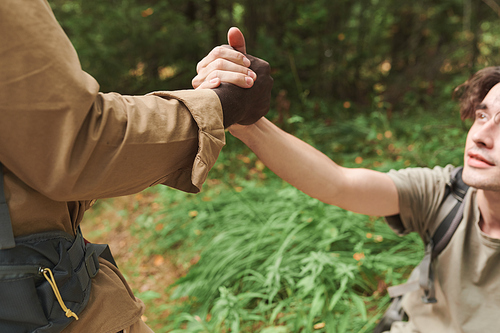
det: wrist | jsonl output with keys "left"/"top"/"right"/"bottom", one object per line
{"left": 228, "top": 123, "right": 254, "bottom": 139}
{"left": 228, "top": 117, "right": 265, "bottom": 140}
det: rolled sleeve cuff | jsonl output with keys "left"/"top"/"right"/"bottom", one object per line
{"left": 384, "top": 165, "right": 454, "bottom": 238}
{"left": 384, "top": 170, "right": 411, "bottom": 236}
{"left": 148, "top": 89, "right": 225, "bottom": 193}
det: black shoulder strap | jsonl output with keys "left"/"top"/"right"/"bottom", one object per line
{"left": 419, "top": 166, "right": 469, "bottom": 304}
{"left": 431, "top": 166, "right": 469, "bottom": 257}
{"left": 0, "top": 163, "right": 15, "bottom": 250}
{"left": 379, "top": 167, "right": 470, "bottom": 332}
{"left": 386, "top": 166, "right": 469, "bottom": 303}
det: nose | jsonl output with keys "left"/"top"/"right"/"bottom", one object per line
{"left": 472, "top": 115, "right": 499, "bottom": 148}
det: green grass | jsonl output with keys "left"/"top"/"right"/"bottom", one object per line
{"left": 137, "top": 180, "right": 423, "bottom": 333}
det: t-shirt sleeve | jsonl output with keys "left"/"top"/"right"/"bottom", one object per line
{"left": 385, "top": 165, "right": 455, "bottom": 239}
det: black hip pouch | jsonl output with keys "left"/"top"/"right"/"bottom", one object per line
{"left": 0, "top": 163, "right": 115, "bottom": 333}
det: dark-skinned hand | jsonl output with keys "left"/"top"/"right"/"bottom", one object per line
{"left": 213, "top": 53, "right": 273, "bottom": 128}
{"left": 193, "top": 27, "right": 273, "bottom": 128}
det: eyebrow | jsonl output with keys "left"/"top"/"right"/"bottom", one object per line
{"left": 475, "top": 103, "right": 488, "bottom": 110}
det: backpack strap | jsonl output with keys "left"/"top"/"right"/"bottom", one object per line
{"left": 431, "top": 167, "right": 468, "bottom": 256}
{"left": 386, "top": 166, "right": 469, "bottom": 302}
{"left": 0, "top": 163, "right": 15, "bottom": 250}
{"left": 419, "top": 166, "right": 468, "bottom": 303}
{"left": 376, "top": 167, "right": 469, "bottom": 333}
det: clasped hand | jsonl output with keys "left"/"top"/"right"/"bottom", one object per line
{"left": 193, "top": 27, "right": 273, "bottom": 128}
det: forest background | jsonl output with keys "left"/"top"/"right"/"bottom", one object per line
{"left": 50, "top": 0, "right": 500, "bottom": 332}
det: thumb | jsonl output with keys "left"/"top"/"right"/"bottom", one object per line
{"left": 227, "top": 27, "right": 246, "bottom": 54}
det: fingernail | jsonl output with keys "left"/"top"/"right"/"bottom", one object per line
{"left": 210, "top": 78, "right": 219, "bottom": 84}
{"left": 248, "top": 70, "right": 257, "bottom": 80}
{"left": 243, "top": 57, "right": 251, "bottom": 67}
{"left": 245, "top": 77, "right": 254, "bottom": 86}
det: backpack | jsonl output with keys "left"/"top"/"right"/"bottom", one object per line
{"left": 0, "top": 163, "right": 116, "bottom": 333}
{"left": 373, "top": 166, "right": 469, "bottom": 333}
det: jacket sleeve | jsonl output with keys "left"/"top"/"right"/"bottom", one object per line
{"left": 0, "top": 0, "right": 225, "bottom": 201}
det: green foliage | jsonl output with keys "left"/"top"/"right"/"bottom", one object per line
{"left": 138, "top": 179, "right": 422, "bottom": 332}
{"left": 50, "top": 0, "right": 500, "bottom": 116}
{"left": 293, "top": 104, "right": 467, "bottom": 170}
{"left": 50, "top": 0, "right": 213, "bottom": 93}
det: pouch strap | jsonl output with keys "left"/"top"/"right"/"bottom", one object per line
{"left": 0, "top": 163, "right": 15, "bottom": 250}
{"left": 68, "top": 228, "right": 117, "bottom": 291}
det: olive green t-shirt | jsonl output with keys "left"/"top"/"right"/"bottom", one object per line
{"left": 385, "top": 165, "right": 500, "bottom": 333}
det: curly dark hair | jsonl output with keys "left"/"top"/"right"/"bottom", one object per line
{"left": 454, "top": 66, "right": 500, "bottom": 120}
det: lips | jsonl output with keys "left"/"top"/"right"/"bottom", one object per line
{"left": 467, "top": 152, "right": 495, "bottom": 168}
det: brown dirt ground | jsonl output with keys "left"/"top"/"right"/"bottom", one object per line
{"left": 80, "top": 192, "right": 192, "bottom": 329}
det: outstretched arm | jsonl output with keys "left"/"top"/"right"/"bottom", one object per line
{"left": 196, "top": 27, "right": 399, "bottom": 217}
{"left": 229, "top": 120, "right": 399, "bottom": 216}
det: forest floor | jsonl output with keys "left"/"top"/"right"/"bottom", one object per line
{"left": 80, "top": 191, "right": 194, "bottom": 330}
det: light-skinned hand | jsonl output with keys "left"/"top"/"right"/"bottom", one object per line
{"left": 193, "top": 27, "right": 256, "bottom": 90}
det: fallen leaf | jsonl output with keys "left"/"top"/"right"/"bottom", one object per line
{"left": 314, "top": 322, "right": 326, "bottom": 329}
{"left": 153, "top": 255, "right": 164, "bottom": 267}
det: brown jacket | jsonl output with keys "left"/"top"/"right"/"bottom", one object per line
{"left": 1, "top": 1, "right": 225, "bottom": 332}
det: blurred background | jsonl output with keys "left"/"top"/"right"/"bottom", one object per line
{"left": 51, "top": 0, "right": 500, "bottom": 332}
{"left": 51, "top": 0, "right": 500, "bottom": 118}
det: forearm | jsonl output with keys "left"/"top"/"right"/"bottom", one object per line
{"left": 230, "top": 118, "right": 399, "bottom": 216}
{"left": 1, "top": 89, "right": 224, "bottom": 201}
{"left": 48, "top": 90, "right": 223, "bottom": 200}
{"left": 230, "top": 118, "right": 346, "bottom": 203}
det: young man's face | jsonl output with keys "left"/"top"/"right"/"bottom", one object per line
{"left": 463, "top": 82, "right": 500, "bottom": 191}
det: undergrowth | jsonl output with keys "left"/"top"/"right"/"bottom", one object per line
{"left": 138, "top": 180, "right": 422, "bottom": 333}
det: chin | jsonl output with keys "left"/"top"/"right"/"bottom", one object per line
{"left": 463, "top": 165, "right": 500, "bottom": 191}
